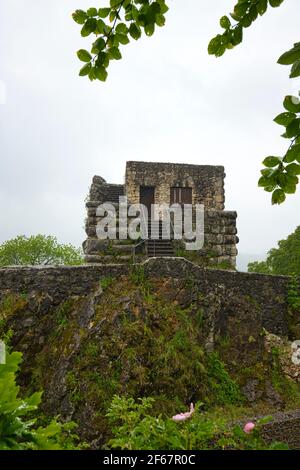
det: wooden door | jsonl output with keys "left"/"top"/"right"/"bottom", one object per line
{"left": 170, "top": 187, "right": 192, "bottom": 205}
{"left": 140, "top": 186, "right": 155, "bottom": 213}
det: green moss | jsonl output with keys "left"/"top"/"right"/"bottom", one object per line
{"left": 2, "top": 274, "right": 299, "bottom": 447}
{"left": 100, "top": 276, "right": 114, "bottom": 291}
{"left": 206, "top": 352, "right": 244, "bottom": 406}
{"left": 0, "top": 294, "right": 28, "bottom": 320}
{"left": 0, "top": 294, "right": 28, "bottom": 346}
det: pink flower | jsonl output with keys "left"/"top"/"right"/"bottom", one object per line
{"left": 243, "top": 422, "right": 255, "bottom": 434}
{"left": 172, "top": 403, "right": 195, "bottom": 422}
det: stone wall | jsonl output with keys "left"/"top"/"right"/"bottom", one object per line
{"left": 125, "top": 161, "right": 225, "bottom": 210}
{"left": 84, "top": 208, "right": 238, "bottom": 267}
{"left": 0, "top": 259, "right": 299, "bottom": 448}
{"left": 0, "top": 259, "right": 291, "bottom": 336}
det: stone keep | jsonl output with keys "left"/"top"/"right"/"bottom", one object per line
{"left": 83, "top": 161, "right": 239, "bottom": 267}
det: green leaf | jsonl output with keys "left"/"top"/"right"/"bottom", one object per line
{"left": 232, "top": 26, "right": 243, "bottom": 46}
{"left": 98, "top": 8, "right": 111, "bottom": 18}
{"left": 284, "top": 144, "right": 300, "bottom": 163}
{"left": 151, "top": 2, "right": 162, "bottom": 15}
{"left": 278, "top": 44, "right": 300, "bottom": 65}
{"left": 220, "top": 16, "right": 231, "bottom": 30}
{"left": 116, "top": 33, "right": 130, "bottom": 45}
{"left": 290, "top": 60, "right": 300, "bottom": 79}
{"left": 88, "top": 67, "right": 97, "bottom": 81}
{"left": 269, "top": 0, "right": 285, "bottom": 7}
{"left": 155, "top": 14, "right": 166, "bottom": 27}
{"left": 72, "top": 10, "right": 87, "bottom": 25}
{"left": 108, "top": 47, "right": 122, "bottom": 60}
{"left": 257, "top": 0, "right": 268, "bottom": 15}
{"left": 283, "top": 96, "right": 300, "bottom": 113}
{"left": 272, "top": 188, "right": 286, "bottom": 205}
{"left": 208, "top": 35, "right": 226, "bottom": 57}
{"left": 274, "top": 112, "right": 296, "bottom": 127}
{"left": 285, "top": 163, "right": 300, "bottom": 175}
{"left": 96, "top": 52, "right": 109, "bottom": 68}
{"left": 110, "top": 0, "right": 122, "bottom": 7}
{"left": 157, "top": 0, "right": 169, "bottom": 14}
{"left": 258, "top": 175, "right": 269, "bottom": 187}
{"left": 94, "top": 66, "right": 108, "bottom": 82}
{"left": 286, "top": 118, "right": 300, "bottom": 138}
{"left": 116, "top": 23, "right": 128, "bottom": 34}
{"left": 91, "top": 38, "right": 106, "bottom": 54}
{"left": 96, "top": 19, "right": 106, "bottom": 34}
{"left": 79, "top": 63, "right": 92, "bottom": 76}
{"left": 87, "top": 7, "right": 98, "bottom": 17}
{"left": 262, "top": 156, "right": 282, "bottom": 168}
{"left": 145, "top": 23, "right": 155, "bottom": 37}
{"left": 81, "top": 18, "right": 97, "bottom": 37}
{"left": 129, "top": 23, "right": 142, "bottom": 40}
{"left": 234, "top": 3, "right": 249, "bottom": 17}
{"left": 77, "top": 49, "right": 92, "bottom": 62}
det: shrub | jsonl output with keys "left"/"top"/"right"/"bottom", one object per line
{"left": 106, "top": 395, "right": 289, "bottom": 450}
{"left": 0, "top": 350, "right": 78, "bottom": 450}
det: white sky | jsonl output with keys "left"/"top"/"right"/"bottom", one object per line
{"left": 1, "top": 0, "right": 300, "bottom": 270}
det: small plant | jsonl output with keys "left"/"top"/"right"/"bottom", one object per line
{"left": 106, "top": 395, "right": 288, "bottom": 450}
{"left": 206, "top": 352, "right": 243, "bottom": 405}
{"left": 100, "top": 276, "right": 114, "bottom": 290}
{"left": 0, "top": 349, "right": 78, "bottom": 450}
{"left": 130, "top": 265, "right": 147, "bottom": 285}
{"left": 55, "top": 300, "right": 73, "bottom": 331}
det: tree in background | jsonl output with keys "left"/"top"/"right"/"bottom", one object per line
{"left": 248, "top": 226, "right": 300, "bottom": 275}
{"left": 72, "top": 1, "right": 300, "bottom": 205}
{"left": 0, "top": 235, "right": 83, "bottom": 267}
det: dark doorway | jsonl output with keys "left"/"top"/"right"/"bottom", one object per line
{"left": 140, "top": 186, "right": 155, "bottom": 213}
{"left": 170, "top": 187, "right": 192, "bottom": 205}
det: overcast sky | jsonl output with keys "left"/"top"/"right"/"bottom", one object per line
{"left": 1, "top": 0, "right": 300, "bottom": 270}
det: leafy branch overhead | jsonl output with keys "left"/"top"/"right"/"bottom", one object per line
{"left": 208, "top": 0, "right": 286, "bottom": 58}
{"left": 72, "top": 0, "right": 169, "bottom": 82}
{"left": 258, "top": 44, "right": 300, "bottom": 205}
{"left": 208, "top": 0, "right": 300, "bottom": 205}
{"left": 73, "top": 0, "right": 300, "bottom": 204}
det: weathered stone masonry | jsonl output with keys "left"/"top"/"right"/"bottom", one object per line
{"left": 0, "top": 259, "right": 300, "bottom": 448}
{"left": 83, "top": 161, "right": 239, "bottom": 267}
{"left": 0, "top": 259, "right": 291, "bottom": 336}
{"left": 125, "top": 161, "right": 225, "bottom": 209}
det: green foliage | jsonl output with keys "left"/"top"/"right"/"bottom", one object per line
{"left": 207, "top": 1, "right": 298, "bottom": 203}
{"left": 0, "top": 350, "right": 78, "bottom": 450}
{"left": 208, "top": 1, "right": 285, "bottom": 59}
{"left": 0, "top": 235, "right": 84, "bottom": 266}
{"left": 248, "top": 260, "right": 271, "bottom": 274}
{"left": 287, "top": 275, "right": 300, "bottom": 311}
{"left": 258, "top": 90, "right": 300, "bottom": 204}
{"left": 130, "top": 264, "right": 147, "bottom": 285}
{"left": 73, "top": 1, "right": 299, "bottom": 204}
{"left": 100, "top": 275, "right": 114, "bottom": 290}
{"left": 248, "top": 226, "right": 300, "bottom": 275}
{"left": 206, "top": 352, "right": 243, "bottom": 405}
{"left": 73, "top": 0, "right": 169, "bottom": 82}
{"left": 106, "top": 395, "right": 288, "bottom": 450}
